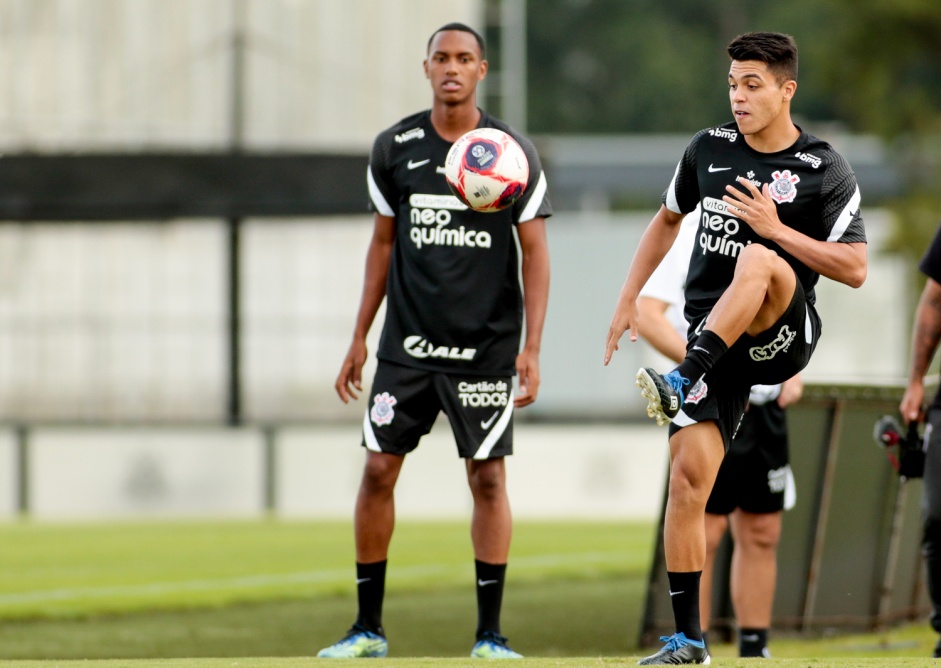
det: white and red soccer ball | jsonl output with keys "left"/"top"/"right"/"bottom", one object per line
{"left": 444, "top": 128, "right": 529, "bottom": 212}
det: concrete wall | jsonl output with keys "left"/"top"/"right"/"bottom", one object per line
{"left": 26, "top": 427, "right": 266, "bottom": 517}
{"left": 0, "top": 0, "right": 482, "bottom": 151}
{"left": 0, "top": 421, "right": 670, "bottom": 521}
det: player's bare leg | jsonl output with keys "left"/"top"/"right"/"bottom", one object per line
{"left": 317, "top": 451, "right": 403, "bottom": 658}
{"left": 700, "top": 512, "right": 730, "bottom": 635}
{"left": 639, "top": 423, "right": 724, "bottom": 665}
{"left": 702, "top": 244, "right": 796, "bottom": 346}
{"left": 637, "top": 245, "right": 797, "bottom": 429}
{"left": 465, "top": 457, "right": 521, "bottom": 658}
{"left": 729, "top": 509, "right": 782, "bottom": 657}
{"left": 665, "top": 423, "right": 726, "bottom": 573}
{"left": 729, "top": 510, "right": 780, "bottom": 628}
{"left": 355, "top": 451, "right": 405, "bottom": 562}
{"left": 467, "top": 457, "right": 512, "bottom": 562}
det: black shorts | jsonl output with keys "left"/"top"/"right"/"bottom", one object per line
{"left": 670, "top": 279, "right": 821, "bottom": 450}
{"left": 361, "top": 361, "right": 514, "bottom": 460}
{"left": 705, "top": 402, "right": 795, "bottom": 515}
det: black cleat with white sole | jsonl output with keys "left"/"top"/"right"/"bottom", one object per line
{"left": 635, "top": 368, "right": 690, "bottom": 426}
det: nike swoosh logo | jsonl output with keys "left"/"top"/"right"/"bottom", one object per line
{"left": 708, "top": 164, "right": 731, "bottom": 172}
{"left": 742, "top": 634, "right": 760, "bottom": 642}
{"left": 435, "top": 165, "right": 446, "bottom": 174}
{"left": 668, "top": 590, "right": 684, "bottom": 596}
{"left": 480, "top": 411, "right": 499, "bottom": 430}
{"left": 478, "top": 579, "right": 499, "bottom": 587}
{"left": 407, "top": 159, "right": 430, "bottom": 170}
{"left": 691, "top": 345, "right": 708, "bottom": 353}
{"left": 356, "top": 578, "right": 371, "bottom": 584}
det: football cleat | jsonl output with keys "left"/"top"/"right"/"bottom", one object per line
{"left": 638, "top": 633, "right": 710, "bottom": 665}
{"left": 316, "top": 624, "right": 388, "bottom": 658}
{"left": 636, "top": 368, "right": 689, "bottom": 426}
{"left": 471, "top": 630, "right": 523, "bottom": 658}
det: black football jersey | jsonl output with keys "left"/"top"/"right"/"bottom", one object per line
{"left": 368, "top": 109, "right": 552, "bottom": 375}
{"left": 663, "top": 121, "right": 867, "bottom": 328}
{"left": 919, "top": 223, "right": 941, "bottom": 286}
{"left": 918, "top": 223, "right": 941, "bottom": 410}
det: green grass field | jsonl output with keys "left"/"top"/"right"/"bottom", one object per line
{"left": 1, "top": 519, "right": 649, "bottom": 659}
{"left": 1, "top": 519, "right": 940, "bottom": 667}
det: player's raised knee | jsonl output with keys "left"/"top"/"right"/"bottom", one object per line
{"left": 737, "top": 243, "right": 778, "bottom": 267}
{"left": 733, "top": 244, "right": 789, "bottom": 283}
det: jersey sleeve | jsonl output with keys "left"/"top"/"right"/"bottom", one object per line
{"left": 512, "top": 135, "right": 553, "bottom": 224}
{"left": 821, "top": 153, "right": 866, "bottom": 244}
{"left": 919, "top": 222, "right": 941, "bottom": 284}
{"left": 662, "top": 129, "right": 708, "bottom": 214}
{"left": 366, "top": 133, "right": 397, "bottom": 216}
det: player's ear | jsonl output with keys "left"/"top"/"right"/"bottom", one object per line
{"left": 478, "top": 58, "right": 489, "bottom": 81}
{"left": 783, "top": 79, "right": 797, "bottom": 101}
{"left": 423, "top": 58, "right": 430, "bottom": 79}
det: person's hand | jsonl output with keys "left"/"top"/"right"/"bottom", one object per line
{"left": 335, "top": 339, "right": 368, "bottom": 403}
{"left": 515, "top": 348, "right": 541, "bottom": 407}
{"left": 900, "top": 380, "right": 926, "bottom": 425}
{"left": 604, "top": 299, "right": 639, "bottom": 366}
{"left": 777, "top": 374, "right": 804, "bottom": 408}
{"left": 722, "top": 177, "right": 785, "bottom": 240}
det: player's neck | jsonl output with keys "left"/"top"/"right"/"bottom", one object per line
{"left": 743, "top": 115, "right": 800, "bottom": 154}
{"left": 430, "top": 102, "right": 481, "bottom": 143}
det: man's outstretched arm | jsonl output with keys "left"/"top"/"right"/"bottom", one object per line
{"left": 515, "top": 217, "right": 549, "bottom": 407}
{"left": 335, "top": 214, "right": 395, "bottom": 403}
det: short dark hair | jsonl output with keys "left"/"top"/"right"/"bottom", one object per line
{"left": 727, "top": 32, "right": 798, "bottom": 84}
{"left": 427, "top": 22, "right": 486, "bottom": 59}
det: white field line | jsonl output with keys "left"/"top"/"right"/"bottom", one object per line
{"left": 0, "top": 551, "right": 626, "bottom": 606}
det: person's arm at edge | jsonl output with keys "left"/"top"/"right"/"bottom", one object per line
{"left": 901, "top": 277, "right": 941, "bottom": 423}
{"left": 604, "top": 205, "right": 685, "bottom": 365}
{"left": 515, "top": 217, "right": 549, "bottom": 408}
{"left": 777, "top": 373, "right": 804, "bottom": 408}
{"left": 636, "top": 297, "right": 686, "bottom": 364}
{"left": 335, "top": 213, "right": 395, "bottom": 403}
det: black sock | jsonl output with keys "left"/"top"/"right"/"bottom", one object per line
{"left": 674, "top": 330, "right": 728, "bottom": 386}
{"left": 354, "top": 560, "right": 387, "bottom": 636}
{"left": 701, "top": 631, "right": 709, "bottom": 650}
{"left": 667, "top": 571, "right": 703, "bottom": 642}
{"left": 475, "top": 560, "right": 507, "bottom": 639}
{"left": 739, "top": 627, "right": 768, "bottom": 657}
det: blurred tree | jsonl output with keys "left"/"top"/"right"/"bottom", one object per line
{"left": 525, "top": 0, "right": 843, "bottom": 134}
{"left": 817, "top": 0, "right": 941, "bottom": 138}
{"left": 814, "top": 0, "right": 941, "bottom": 263}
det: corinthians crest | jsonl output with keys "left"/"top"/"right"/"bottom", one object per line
{"left": 769, "top": 169, "right": 800, "bottom": 204}
{"left": 370, "top": 392, "right": 397, "bottom": 426}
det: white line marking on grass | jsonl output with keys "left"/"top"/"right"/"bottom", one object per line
{"left": 0, "top": 551, "right": 625, "bottom": 606}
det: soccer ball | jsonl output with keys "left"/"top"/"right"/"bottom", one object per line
{"left": 444, "top": 128, "right": 530, "bottom": 212}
